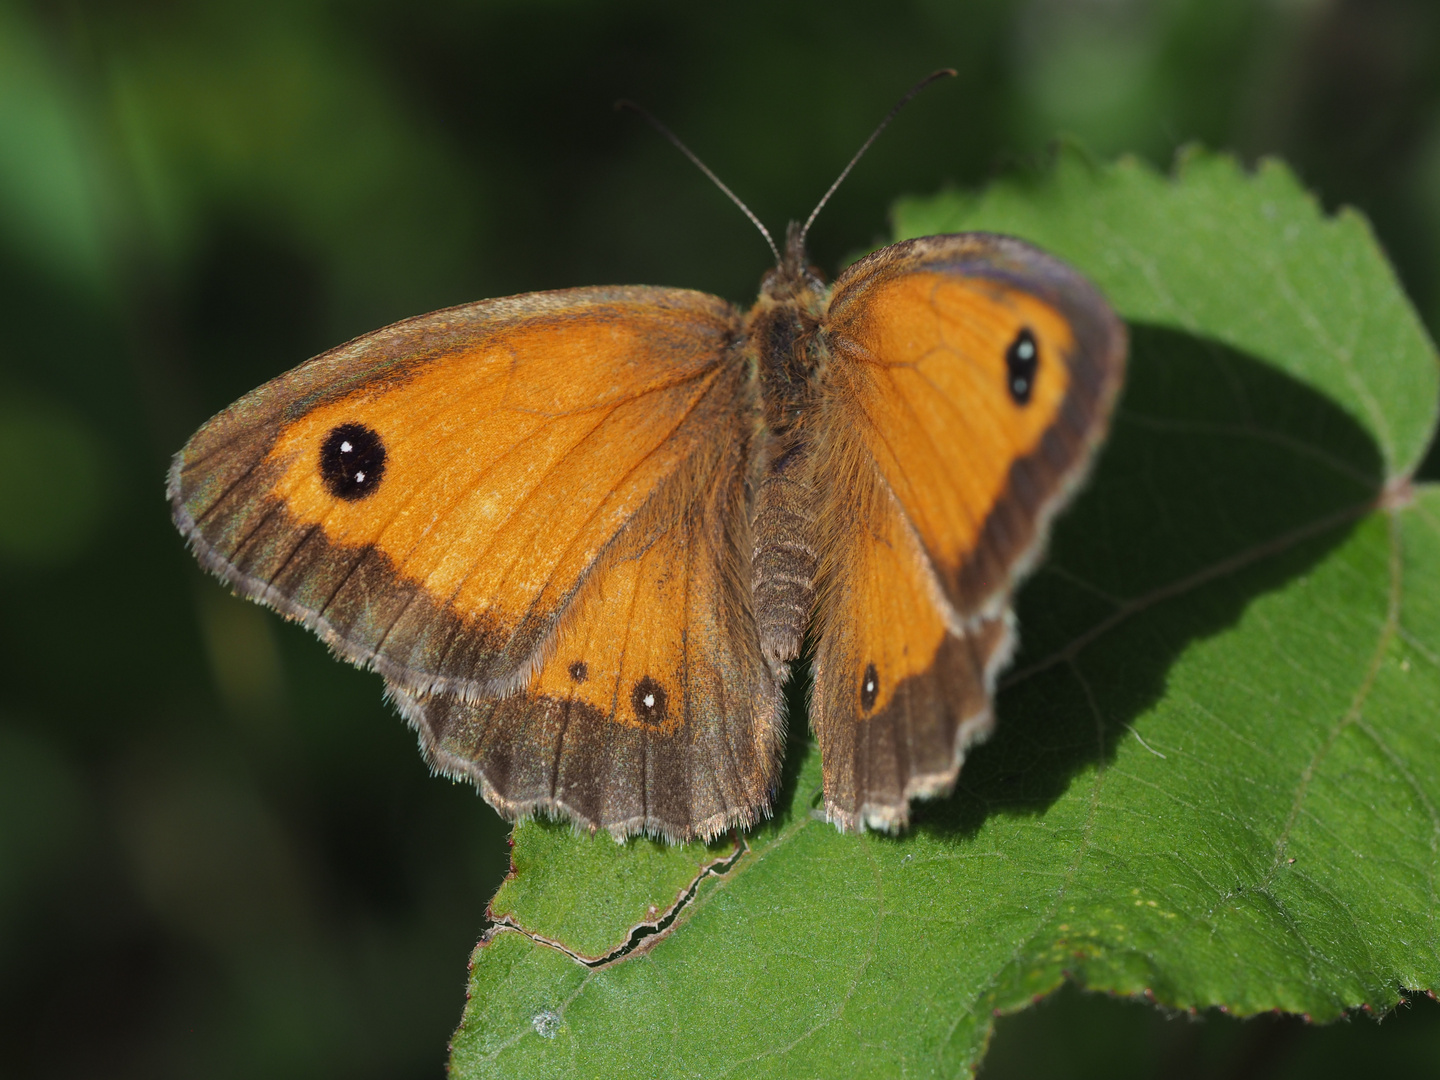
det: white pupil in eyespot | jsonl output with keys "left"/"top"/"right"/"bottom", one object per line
{"left": 354, "top": 471, "right": 366, "bottom": 483}
{"left": 643, "top": 693, "right": 655, "bottom": 708}
{"left": 1016, "top": 339, "right": 1035, "bottom": 360}
{"left": 340, "top": 440, "right": 353, "bottom": 453}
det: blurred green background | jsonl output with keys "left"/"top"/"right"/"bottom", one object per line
{"left": 2, "top": 1, "right": 1440, "bottom": 1077}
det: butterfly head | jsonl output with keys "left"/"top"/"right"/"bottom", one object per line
{"left": 759, "top": 221, "right": 827, "bottom": 305}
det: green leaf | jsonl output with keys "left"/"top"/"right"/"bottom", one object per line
{"left": 449, "top": 149, "right": 1440, "bottom": 1078}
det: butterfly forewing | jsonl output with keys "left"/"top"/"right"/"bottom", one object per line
{"left": 822, "top": 234, "right": 1126, "bottom": 619}
{"left": 170, "top": 287, "right": 747, "bottom": 700}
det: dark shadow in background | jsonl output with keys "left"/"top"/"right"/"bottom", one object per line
{"left": 980, "top": 981, "right": 1440, "bottom": 1080}
{"left": 1417, "top": 428, "right": 1440, "bottom": 484}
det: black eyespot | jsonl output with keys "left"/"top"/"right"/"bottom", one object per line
{"left": 1005, "top": 328, "right": 1039, "bottom": 405}
{"left": 631, "top": 676, "right": 668, "bottom": 727}
{"left": 320, "top": 423, "right": 386, "bottom": 500}
{"left": 860, "top": 663, "right": 879, "bottom": 713}
{"left": 568, "top": 660, "right": 588, "bottom": 683}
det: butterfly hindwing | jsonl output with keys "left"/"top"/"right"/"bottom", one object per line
{"left": 810, "top": 234, "right": 1125, "bottom": 828}
{"left": 393, "top": 424, "right": 784, "bottom": 840}
{"left": 810, "top": 466, "right": 1013, "bottom": 830}
{"left": 170, "top": 286, "right": 748, "bottom": 700}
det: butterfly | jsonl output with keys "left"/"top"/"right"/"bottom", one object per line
{"left": 169, "top": 77, "right": 1126, "bottom": 841}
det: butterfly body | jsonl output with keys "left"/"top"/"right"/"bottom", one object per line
{"left": 749, "top": 226, "right": 829, "bottom": 672}
{"left": 171, "top": 225, "right": 1125, "bottom": 841}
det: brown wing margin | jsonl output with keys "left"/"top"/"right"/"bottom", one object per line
{"left": 810, "top": 233, "right": 1125, "bottom": 829}
{"left": 169, "top": 286, "right": 746, "bottom": 701}
{"left": 388, "top": 403, "right": 784, "bottom": 842}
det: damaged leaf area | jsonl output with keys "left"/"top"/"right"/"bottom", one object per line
{"left": 486, "top": 822, "right": 740, "bottom": 963}
{"left": 450, "top": 149, "right": 1440, "bottom": 1078}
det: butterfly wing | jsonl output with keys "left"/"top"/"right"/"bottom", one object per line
{"left": 173, "top": 286, "right": 740, "bottom": 695}
{"left": 172, "top": 286, "right": 782, "bottom": 838}
{"left": 811, "top": 233, "right": 1126, "bottom": 829}
{"left": 391, "top": 424, "right": 782, "bottom": 841}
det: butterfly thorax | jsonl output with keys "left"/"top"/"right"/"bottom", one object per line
{"left": 750, "top": 223, "right": 830, "bottom": 426}
{"left": 747, "top": 224, "right": 830, "bottom": 674}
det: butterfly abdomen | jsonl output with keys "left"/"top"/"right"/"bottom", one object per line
{"left": 751, "top": 434, "right": 817, "bottom": 671}
{"left": 748, "top": 275, "right": 827, "bottom": 673}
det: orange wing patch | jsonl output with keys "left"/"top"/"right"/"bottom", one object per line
{"left": 263, "top": 319, "right": 720, "bottom": 645}
{"left": 829, "top": 273, "right": 1073, "bottom": 565}
{"left": 824, "top": 478, "right": 948, "bottom": 720}
{"left": 529, "top": 527, "right": 691, "bottom": 737}
{"left": 170, "top": 288, "right": 743, "bottom": 698}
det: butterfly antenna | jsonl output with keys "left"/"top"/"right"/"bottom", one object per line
{"left": 616, "top": 99, "right": 782, "bottom": 266}
{"left": 797, "top": 68, "right": 957, "bottom": 248}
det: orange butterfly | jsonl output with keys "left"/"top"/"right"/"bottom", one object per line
{"left": 170, "top": 76, "right": 1125, "bottom": 841}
